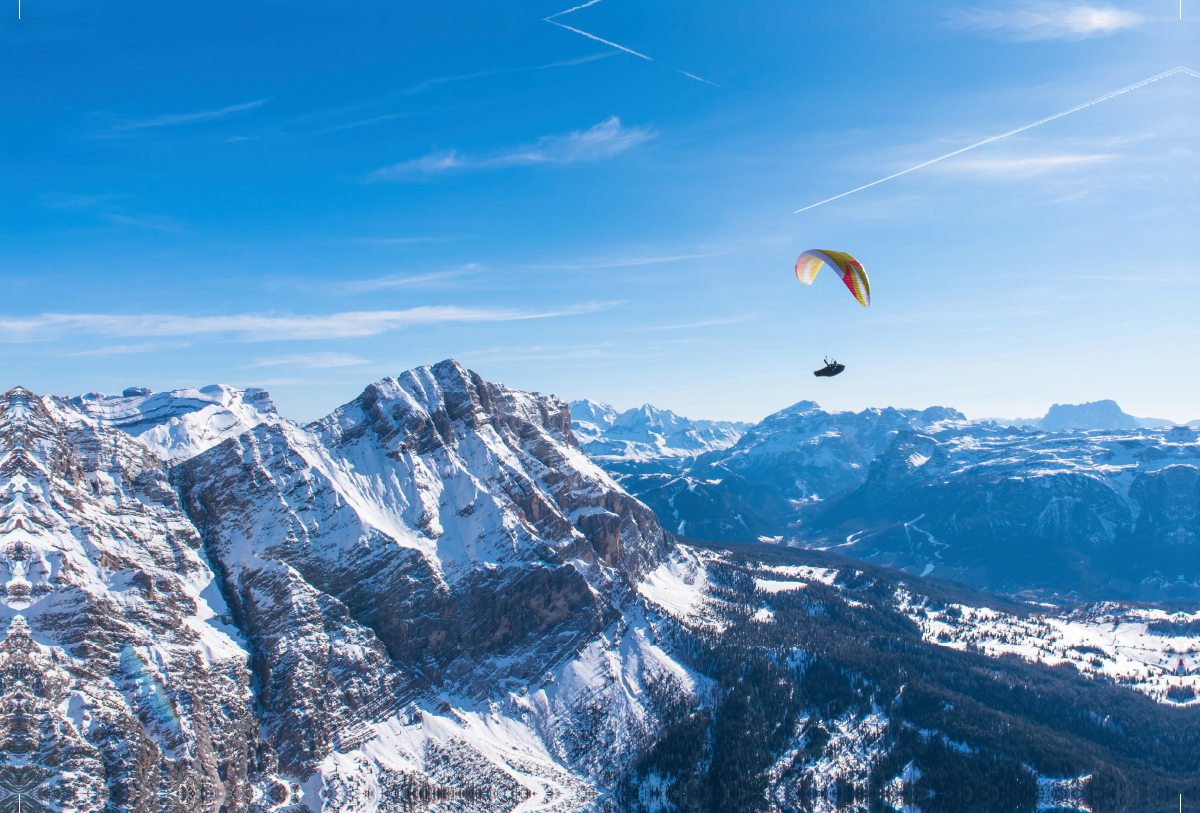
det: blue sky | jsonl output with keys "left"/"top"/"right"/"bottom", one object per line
{"left": 2, "top": 0, "right": 1197, "bottom": 423}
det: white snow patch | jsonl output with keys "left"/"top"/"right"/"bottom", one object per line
{"left": 755, "top": 578, "right": 807, "bottom": 594}
{"left": 637, "top": 547, "right": 718, "bottom": 627}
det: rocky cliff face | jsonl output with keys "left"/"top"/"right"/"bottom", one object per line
{"left": 0, "top": 386, "right": 276, "bottom": 812}
{"left": 174, "top": 360, "right": 674, "bottom": 800}
{"left": 1, "top": 364, "right": 685, "bottom": 811}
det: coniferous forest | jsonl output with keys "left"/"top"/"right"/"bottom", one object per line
{"left": 618, "top": 541, "right": 1200, "bottom": 813}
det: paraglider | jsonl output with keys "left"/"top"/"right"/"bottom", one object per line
{"left": 814, "top": 358, "right": 845, "bottom": 377}
{"left": 795, "top": 250, "right": 870, "bottom": 376}
{"left": 795, "top": 250, "right": 870, "bottom": 307}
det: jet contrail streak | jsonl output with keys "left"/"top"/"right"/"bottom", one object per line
{"left": 544, "top": 19, "right": 718, "bottom": 86}
{"left": 795, "top": 66, "right": 1200, "bottom": 213}
{"left": 546, "top": 0, "right": 606, "bottom": 20}
{"left": 543, "top": 5, "right": 718, "bottom": 87}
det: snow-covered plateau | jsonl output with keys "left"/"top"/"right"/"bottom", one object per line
{"left": 3, "top": 366, "right": 1200, "bottom": 813}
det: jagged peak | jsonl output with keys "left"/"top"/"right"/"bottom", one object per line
{"left": 316, "top": 359, "right": 574, "bottom": 455}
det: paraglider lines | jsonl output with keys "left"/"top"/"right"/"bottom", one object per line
{"left": 795, "top": 66, "right": 1200, "bottom": 213}
{"left": 543, "top": 0, "right": 718, "bottom": 86}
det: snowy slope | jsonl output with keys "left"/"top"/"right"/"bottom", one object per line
{"left": 897, "top": 594, "right": 1200, "bottom": 706}
{"left": 50, "top": 383, "right": 284, "bottom": 461}
{"left": 175, "top": 360, "right": 677, "bottom": 802}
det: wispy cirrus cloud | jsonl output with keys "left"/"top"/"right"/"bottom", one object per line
{"left": 111, "top": 99, "right": 267, "bottom": 132}
{"left": 107, "top": 213, "right": 192, "bottom": 233}
{"left": 947, "top": 2, "right": 1144, "bottom": 40}
{"left": 0, "top": 302, "right": 620, "bottom": 342}
{"left": 939, "top": 152, "right": 1116, "bottom": 176}
{"left": 286, "top": 53, "right": 615, "bottom": 135}
{"left": 69, "top": 342, "right": 161, "bottom": 357}
{"left": 535, "top": 252, "right": 729, "bottom": 271}
{"left": 629, "top": 316, "right": 753, "bottom": 331}
{"left": 794, "top": 67, "right": 1197, "bottom": 213}
{"left": 334, "top": 265, "right": 482, "bottom": 294}
{"left": 368, "top": 116, "right": 653, "bottom": 181}
{"left": 397, "top": 52, "right": 616, "bottom": 97}
{"left": 42, "top": 192, "right": 189, "bottom": 233}
{"left": 245, "top": 352, "right": 371, "bottom": 369}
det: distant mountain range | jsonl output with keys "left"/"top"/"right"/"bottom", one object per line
{"left": 980, "top": 399, "right": 1199, "bottom": 431}
{"left": 582, "top": 397, "right": 1200, "bottom": 601}
{"left": 568, "top": 399, "right": 750, "bottom": 471}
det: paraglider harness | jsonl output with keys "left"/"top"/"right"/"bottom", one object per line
{"left": 814, "top": 358, "right": 845, "bottom": 377}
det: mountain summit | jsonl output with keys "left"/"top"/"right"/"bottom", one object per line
{"left": 1040, "top": 399, "right": 1141, "bottom": 432}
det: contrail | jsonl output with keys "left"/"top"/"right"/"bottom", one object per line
{"left": 546, "top": 0, "right": 606, "bottom": 20}
{"left": 795, "top": 66, "right": 1200, "bottom": 214}
{"left": 544, "top": 0, "right": 718, "bottom": 86}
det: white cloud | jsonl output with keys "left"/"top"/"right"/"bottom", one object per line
{"left": 948, "top": 3, "right": 1144, "bottom": 40}
{"left": 112, "top": 99, "right": 267, "bottom": 131}
{"left": 369, "top": 116, "right": 653, "bottom": 180}
{"left": 334, "top": 265, "right": 481, "bottom": 294}
{"left": 0, "top": 303, "right": 619, "bottom": 342}
{"left": 246, "top": 352, "right": 371, "bottom": 369}
{"left": 397, "top": 52, "right": 616, "bottom": 96}
{"left": 69, "top": 342, "right": 159, "bottom": 356}
{"left": 537, "top": 252, "right": 729, "bottom": 270}
{"left": 629, "top": 316, "right": 752, "bottom": 331}
{"left": 939, "top": 153, "right": 1115, "bottom": 176}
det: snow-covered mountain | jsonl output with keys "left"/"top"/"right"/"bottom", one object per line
{"left": 1, "top": 386, "right": 276, "bottom": 809}
{"left": 815, "top": 420, "right": 1200, "bottom": 599}
{"left": 981, "top": 399, "right": 1156, "bottom": 431}
{"left": 8, "top": 366, "right": 1200, "bottom": 811}
{"left": 174, "top": 361, "right": 675, "bottom": 794}
{"left": 619, "top": 401, "right": 967, "bottom": 544}
{"left": 53, "top": 384, "right": 283, "bottom": 460}
{"left": 568, "top": 400, "right": 749, "bottom": 475}
{"left": 597, "top": 397, "right": 1200, "bottom": 600}
{"left": 3, "top": 363, "right": 684, "bottom": 810}
{"left": 1039, "top": 399, "right": 1140, "bottom": 432}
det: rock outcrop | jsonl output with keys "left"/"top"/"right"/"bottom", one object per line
{"left": 174, "top": 360, "right": 672, "bottom": 788}
{"left": 0, "top": 386, "right": 276, "bottom": 812}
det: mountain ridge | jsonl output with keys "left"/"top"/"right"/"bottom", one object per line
{"left": 7, "top": 368, "right": 1200, "bottom": 812}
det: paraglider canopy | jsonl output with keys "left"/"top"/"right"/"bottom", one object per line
{"left": 795, "top": 250, "right": 871, "bottom": 307}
